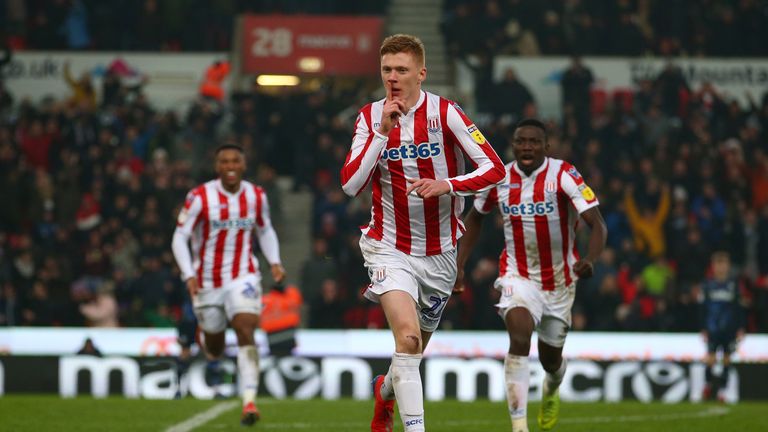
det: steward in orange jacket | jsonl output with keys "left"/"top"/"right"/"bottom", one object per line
{"left": 199, "top": 61, "right": 230, "bottom": 101}
{"left": 261, "top": 283, "right": 303, "bottom": 355}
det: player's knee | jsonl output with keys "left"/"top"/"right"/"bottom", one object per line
{"left": 206, "top": 340, "right": 225, "bottom": 358}
{"left": 540, "top": 356, "right": 563, "bottom": 373}
{"left": 396, "top": 333, "right": 422, "bottom": 354}
{"left": 234, "top": 326, "right": 256, "bottom": 345}
{"left": 508, "top": 332, "right": 531, "bottom": 355}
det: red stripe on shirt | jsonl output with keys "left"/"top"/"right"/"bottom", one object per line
{"left": 556, "top": 164, "right": 572, "bottom": 287}
{"left": 414, "top": 100, "right": 441, "bottom": 255}
{"left": 508, "top": 168, "right": 528, "bottom": 278}
{"left": 559, "top": 161, "right": 591, "bottom": 242}
{"left": 368, "top": 167, "right": 384, "bottom": 240}
{"left": 452, "top": 101, "right": 475, "bottom": 127}
{"left": 179, "top": 190, "right": 199, "bottom": 228}
{"left": 440, "top": 98, "right": 459, "bottom": 245}
{"left": 196, "top": 186, "right": 210, "bottom": 284}
{"left": 482, "top": 188, "right": 499, "bottom": 213}
{"left": 533, "top": 163, "right": 555, "bottom": 291}
{"left": 232, "top": 190, "right": 248, "bottom": 280}
{"left": 248, "top": 185, "right": 260, "bottom": 274}
{"left": 451, "top": 143, "right": 505, "bottom": 193}
{"left": 498, "top": 249, "right": 508, "bottom": 277}
{"left": 562, "top": 161, "right": 584, "bottom": 186}
{"left": 387, "top": 127, "right": 412, "bottom": 254}
{"left": 445, "top": 101, "right": 505, "bottom": 193}
{"left": 212, "top": 191, "right": 229, "bottom": 288}
{"left": 340, "top": 105, "right": 377, "bottom": 194}
{"left": 254, "top": 186, "right": 264, "bottom": 227}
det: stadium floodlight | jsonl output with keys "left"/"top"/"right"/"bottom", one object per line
{"left": 298, "top": 57, "right": 323, "bottom": 73}
{"left": 256, "top": 75, "right": 300, "bottom": 86}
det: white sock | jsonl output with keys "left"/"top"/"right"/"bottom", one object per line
{"left": 504, "top": 354, "right": 529, "bottom": 432}
{"left": 392, "top": 352, "right": 425, "bottom": 432}
{"left": 380, "top": 365, "right": 395, "bottom": 400}
{"left": 543, "top": 357, "right": 567, "bottom": 396}
{"left": 238, "top": 345, "right": 259, "bottom": 406}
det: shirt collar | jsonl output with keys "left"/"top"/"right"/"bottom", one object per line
{"left": 216, "top": 179, "right": 243, "bottom": 197}
{"left": 513, "top": 157, "right": 549, "bottom": 178}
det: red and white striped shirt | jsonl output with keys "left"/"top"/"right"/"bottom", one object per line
{"left": 341, "top": 91, "right": 505, "bottom": 256}
{"left": 474, "top": 158, "right": 599, "bottom": 290}
{"left": 172, "top": 179, "right": 281, "bottom": 290}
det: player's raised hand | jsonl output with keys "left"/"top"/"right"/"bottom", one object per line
{"left": 406, "top": 178, "right": 451, "bottom": 199}
{"left": 452, "top": 268, "right": 466, "bottom": 295}
{"left": 573, "top": 259, "right": 594, "bottom": 278}
{"left": 378, "top": 89, "right": 406, "bottom": 135}
{"left": 185, "top": 277, "right": 201, "bottom": 297}
{"left": 271, "top": 263, "right": 286, "bottom": 284}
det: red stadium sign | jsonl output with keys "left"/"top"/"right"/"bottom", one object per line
{"left": 240, "top": 15, "right": 383, "bottom": 76}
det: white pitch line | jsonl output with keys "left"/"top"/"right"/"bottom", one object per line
{"left": 165, "top": 401, "right": 239, "bottom": 432}
{"left": 559, "top": 406, "right": 731, "bottom": 424}
{"left": 241, "top": 406, "right": 730, "bottom": 430}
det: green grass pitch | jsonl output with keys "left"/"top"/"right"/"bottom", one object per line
{"left": 1, "top": 395, "right": 766, "bottom": 431}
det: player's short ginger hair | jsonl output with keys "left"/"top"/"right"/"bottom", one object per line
{"left": 380, "top": 34, "right": 426, "bottom": 66}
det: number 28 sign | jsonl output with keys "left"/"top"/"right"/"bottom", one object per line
{"left": 240, "top": 15, "right": 383, "bottom": 76}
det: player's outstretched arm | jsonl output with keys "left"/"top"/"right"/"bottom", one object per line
{"left": 172, "top": 229, "right": 201, "bottom": 297}
{"left": 454, "top": 207, "right": 486, "bottom": 294}
{"left": 442, "top": 103, "right": 505, "bottom": 196}
{"left": 254, "top": 191, "right": 283, "bottom": 272}
{"left": 572, "top": 207, "right": 607, "bottom": 278}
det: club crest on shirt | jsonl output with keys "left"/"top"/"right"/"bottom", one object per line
{"left": 467, "top": 124, "right": 486, "bottom": 145}
{"left": 369, "top": 267, "right": 387, "bottom": 284}
{"left": 427, "top": 115, "right": 441, "bottom": 134}
{"left": 545, "top": 181, "right": 556, "bottom": 194}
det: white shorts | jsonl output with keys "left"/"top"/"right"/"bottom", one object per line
{"left": 193, "top": 273, "right": 262, "bottom": 334}
{"left": 359, "top": 235, "right": 457, "bottom": 332}
{"left": 494, "top": 275, "right": 575, "bottom": 348}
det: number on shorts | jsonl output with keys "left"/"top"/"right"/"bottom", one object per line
{"left": 242, "top": 282, "right": 258, "bottom": 299}
{"left": 421, "top": 295, "right": 448, "bottom": 319}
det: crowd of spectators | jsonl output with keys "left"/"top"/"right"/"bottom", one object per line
{"left": 452, "top": 62, "right": 768, "bottom": 334}
{"left": 2, "top": 63, "right": 768, "bottom": 333}
{"left": 0, "top": 56, "right": 384, "bottom": 328}
{"left": 442, "top": 0, "right": 768, "bottom": 58}
{"left": 1, "top": 0, "right": 389, "bottom": 51}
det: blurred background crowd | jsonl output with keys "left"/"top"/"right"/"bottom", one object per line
{"left": 441, "top": 0, "right": 768, "bottom": 58}
{"left": 0, "top": 0, "right": 767, "bottom": 334}
{"left": 1, "top": 0, "right": 387, "bottom": 51}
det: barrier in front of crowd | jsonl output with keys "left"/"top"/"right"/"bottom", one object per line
{"left": 1, "top": 329, "right": 766, "bottom": 402}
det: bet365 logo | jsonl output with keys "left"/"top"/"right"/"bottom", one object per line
{"left": 501, "top": 201, "right": 555, "bottom": 216}
{"left": 381, "top": 142, "right": 441, "bottom": 161}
